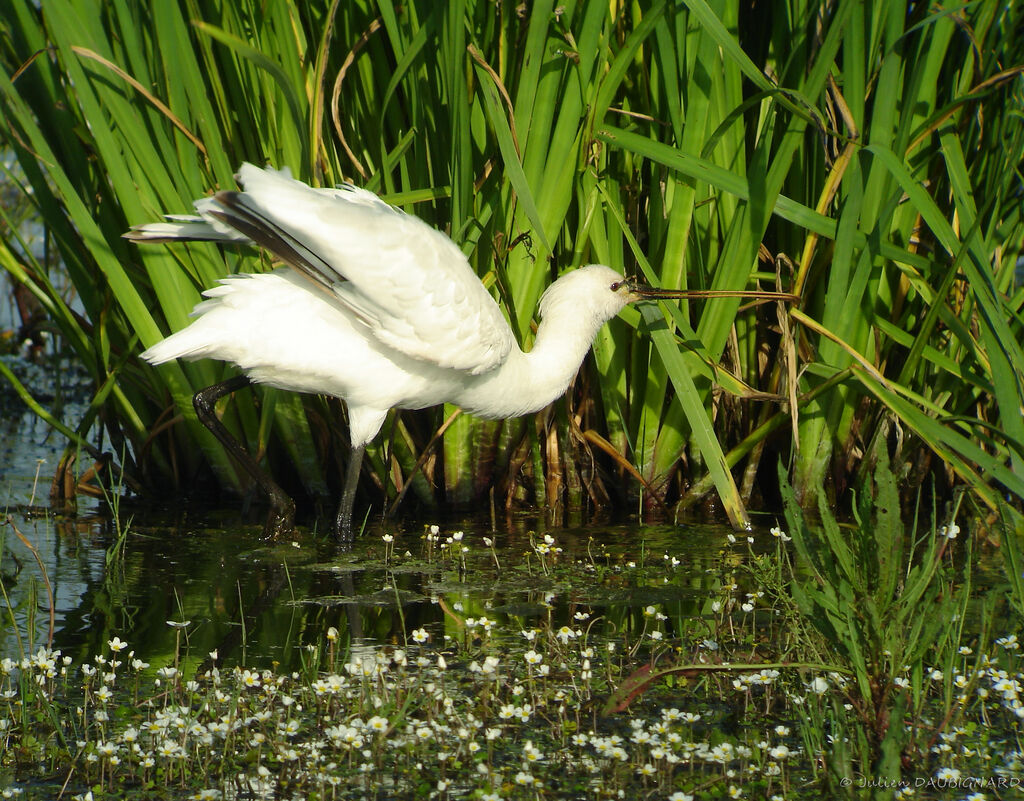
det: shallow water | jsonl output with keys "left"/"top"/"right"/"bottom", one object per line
{"left": 1, "top": 493, "right": 739, "bottom": 673}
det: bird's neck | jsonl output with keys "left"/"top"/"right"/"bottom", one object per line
{"left": 456, "top": 311, "right": 608, "bottom": 419}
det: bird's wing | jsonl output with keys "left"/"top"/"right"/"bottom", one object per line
{"left": 123, "top": 207, "right": 251, "bottom": 243}
{"left": 208, "top": 164, "right": 514, "bottom": 375}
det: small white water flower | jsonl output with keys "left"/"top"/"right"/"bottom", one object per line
{"left": 809, "top": 676, "right": 829, "bottom": 694}
{"left": 555, "top": 626, "right": 577, "bottom": 644}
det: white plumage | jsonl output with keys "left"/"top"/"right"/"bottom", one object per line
{"left": 130, "top": 164, "right": 677, "bottom": 538}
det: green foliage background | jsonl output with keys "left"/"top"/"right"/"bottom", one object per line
{"left": 1, "top": 0, "right": 1022, "bottom": 526}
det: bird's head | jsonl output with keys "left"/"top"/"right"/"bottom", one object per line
{"left": 538, "top": 264, "right": 688, "bottom": 325}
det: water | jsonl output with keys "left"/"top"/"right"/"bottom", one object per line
{"left": 1, "top": 496, "right": 733, "bottom": 672}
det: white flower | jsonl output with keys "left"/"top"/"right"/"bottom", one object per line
{"left": 524, "top": 650, "right": 543, "bottom": 665}
{"left": 555, "top": 626, "right": 577, "bottom": 644}
{"left": 522, "top": 740, "right": 543, "bottom": 762}
{"left": 809, "top": 676, "right": 829, "bottom": 694}
{"left": 769, "top": 744, "right": 791, "bottom": 759}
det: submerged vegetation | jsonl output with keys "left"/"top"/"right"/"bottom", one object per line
{"left": 0, "top": 0, "right": 1022, "bottom": 525}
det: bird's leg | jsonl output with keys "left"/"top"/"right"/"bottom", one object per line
{"left": 193, "top": 375, "right": 295, "bottom": 538}
{"left": 334, "top": 443, "right": 365, "bottom": 541}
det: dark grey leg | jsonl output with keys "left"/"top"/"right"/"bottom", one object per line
{"left": 193, "top": 375, "right": 295, "bottom": 538}
{"left": 334, "top": 443, "right": 365, "bottom": 541}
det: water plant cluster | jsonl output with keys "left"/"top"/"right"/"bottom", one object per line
{"left": 2, "top": 510, "right": 1022, "bottom": 800}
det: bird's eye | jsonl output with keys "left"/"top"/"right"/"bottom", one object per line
{"left": 610, "top": 281, "right": 624, "bottom": 291}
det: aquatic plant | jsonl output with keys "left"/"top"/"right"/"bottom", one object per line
{"left": 2, "top": 518, "right": 1023, "bottom": 799}
{"left": 779, "top": 454, "right": 974, "bottom": 795}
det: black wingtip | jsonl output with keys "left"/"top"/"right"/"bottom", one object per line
{"left": 207, "top": 192, "right": 338, "bottom": 292}
{"left": 214, "top": 190, "right": 243, "bottom": 207}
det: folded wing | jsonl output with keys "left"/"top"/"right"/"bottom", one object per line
{"left": 129, "top": 164, "right": 515, "bottom": 375}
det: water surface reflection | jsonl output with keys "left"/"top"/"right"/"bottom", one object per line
{"left": 1, "top": 506, "right": 740, "bottom": 676}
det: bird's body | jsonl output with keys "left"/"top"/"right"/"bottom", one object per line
{"left": 131, "top": 164, "right": 673, "bottom": 538}
{"left": 144, "top": 264, "right": 630, "bottom": 444}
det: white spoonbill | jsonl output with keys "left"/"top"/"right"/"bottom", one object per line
{"left": 128, "top": 164, "right": 691, "bottom": 540}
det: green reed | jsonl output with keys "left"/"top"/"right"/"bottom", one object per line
{"left": 0, "top": 0, "right": 1022, "bottom": 528}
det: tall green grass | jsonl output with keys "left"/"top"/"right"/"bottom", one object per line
{"left": 1, "top": 0, "right": 1022, "bottom": 526}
